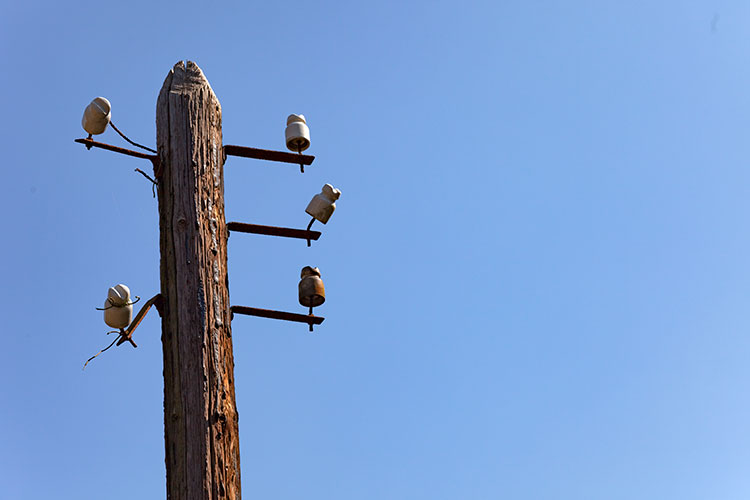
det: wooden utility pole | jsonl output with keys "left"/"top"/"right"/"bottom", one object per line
{"left": 75, "top": 59, "right": 327, "bottom": 499}
{"left": 156, "top": 61, "right": 241, "bottom": 500}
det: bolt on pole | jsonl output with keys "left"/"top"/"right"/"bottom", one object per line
{"left": 156, "top": 61, "right": 241, "bottom": 500}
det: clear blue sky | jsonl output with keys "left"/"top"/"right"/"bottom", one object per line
{"left": 2, "top": 1, "right": 750, "bottom": 498}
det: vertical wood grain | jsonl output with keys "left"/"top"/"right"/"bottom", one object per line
{"left": 156, "top": 61, "right": 241, "bottom": 500}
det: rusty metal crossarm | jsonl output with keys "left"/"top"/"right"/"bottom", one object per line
{"left": 227, "top": 222, "right": 321, "bottom": 242}
{"left": 230, "top": 306, "right": 325, "bottom": 326}
{"left": 75, "top": 138, "right": 159, "bottom": 168}
{"left": 224, "top": 144, "right": 315, "bottom": 166}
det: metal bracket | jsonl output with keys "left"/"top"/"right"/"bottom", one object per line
{"left": 116, "top": 293, "right": 163, "bottom": 346}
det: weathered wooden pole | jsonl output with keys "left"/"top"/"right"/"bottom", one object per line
{"left": 156, "top": 61, "right": 241, "bottom": 499}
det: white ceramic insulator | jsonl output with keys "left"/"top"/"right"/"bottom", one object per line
{"left": 104, "top": 283, "right": 133, "bottom": 329}
{"left": 305, "top": 184, "right": 341, "bottom": 224}
{"left": 285, "top": 114, "right": 310, "bottom": 152}
{"left": 82, "top": 97, "right": 111, "bottom": 135}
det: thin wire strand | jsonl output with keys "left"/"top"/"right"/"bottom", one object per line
{"left": 109, "top": 120, "right": 157, "bottom": 154}
{"left": 135, "top": 168, "right": 158, "bottom": 198}
{"left": 95, "top": 296, "right": 141, "bottom": 310}
{"left": 306, "top": 217, "right": 315, "bottom": 247}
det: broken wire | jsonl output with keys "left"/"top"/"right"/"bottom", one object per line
{"left": 82, "top": 333, "right": 121, "bottom": 370}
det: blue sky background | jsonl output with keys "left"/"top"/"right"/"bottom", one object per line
{"left": 2, "top": 1, "right": 750, "bottom": 498}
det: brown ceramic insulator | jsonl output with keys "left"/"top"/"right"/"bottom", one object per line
{"left": 299, "top": 266, "right": 326, "bottom": 308}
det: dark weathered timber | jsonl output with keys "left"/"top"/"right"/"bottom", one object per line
{"left": 157, "top": 61, "right": 241, "bottom": 500}
{"left": 227, "top": 222, "right": 321, "bottom": 241}
{"left": 224, "top": 144, "right": 315, "bottom": 166}
{"left": 231, "top": 305, "right": 325, "bottom": 325}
